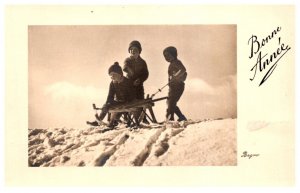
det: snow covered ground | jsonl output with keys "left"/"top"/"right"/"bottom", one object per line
{"left": 28, "top": 118, "right": 237, "bottom": 166}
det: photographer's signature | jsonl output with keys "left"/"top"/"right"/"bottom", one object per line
{"left": 241, "top": 151, "right": 259, "bottom": 159}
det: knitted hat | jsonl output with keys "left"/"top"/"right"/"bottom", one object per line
{"left": 163, "top": 46, "right": 178, "bottom": 58}
{"left": 128, "top": 40, "right": 142, "bottom": 53}
{"left": 108, "top": 62, "right": 123, "bottom": 75}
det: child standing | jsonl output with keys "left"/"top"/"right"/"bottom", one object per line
{"left": 123, "top": 40, "right": 149, "bottom": 124}
{"left": 163, "top": 46, "right": 187, "bottom": 122}
{"left": 123, "top": 40, "right": 149, "bottom": 100}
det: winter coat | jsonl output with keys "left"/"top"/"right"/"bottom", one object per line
{"left": 123, "top": 56, "right": 149, "bottom": 99}
{"left": 106, "top": 77, "right": 135, "bottom": 104}
{"left": 168, "top": 59, "right": 187, "bottom": 88}
{"left": 123, "top": 56, "right": 149, "bottom": 84}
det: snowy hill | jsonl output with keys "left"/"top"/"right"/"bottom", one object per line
{"left": 28, "top": 118, "right": 237, "bottom": 166}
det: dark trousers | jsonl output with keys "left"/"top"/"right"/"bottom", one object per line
{"left": 97, "top": 101, "right": 123, "bottom": 128}
{"left": 166, "top": 83, "right": 186, "bottom": 121}
{"left": 135, "top": 85, "right": 149, "bottom": 124}
{"left": 135, "top": 85, "right": 144, "bottom": 99}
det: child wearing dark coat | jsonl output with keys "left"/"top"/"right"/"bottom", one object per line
{"left": 123, "top": 40, "right": 149, "bottom": 124}
{"left": 163, "top": 46, "right": 188, "bottom": 122}
{"left": 87, "top": 62, "right": 135, "bottom": 129}
{"left": 123, "top": 40, "right": 149, "bottom": 100}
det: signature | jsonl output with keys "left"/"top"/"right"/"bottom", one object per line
{"left": 248, "top": 27, "right": 291, "bottom": 86}
{"left": 241, "top": 151, "right": 259, "bottom": 159}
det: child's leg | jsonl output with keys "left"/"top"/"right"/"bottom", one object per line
{"left": 96, "top": 102, "right": 115, "bottom": 121}
{"left": 136, "top": 85, "right": 145, "bottom": 100}
{"left": 108, "top": 112, "right": 122, "bottom": 128}
{"left": 168, "top": 83, "right": 186, "bottom": 121}
{"left": 135, "top": 86, "right": 149, "bottom": 124}
{"left": 174, "top": 106, "right": 187, "bottom": 121}
{"left": 166, "top": 98, "right": 176, "bottom": 121}
{"left": 96, "top": 108, "right": 108, "bottom": 121}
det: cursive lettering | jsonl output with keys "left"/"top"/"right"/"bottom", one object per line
{"left": 241, "top": 151, "right": 259, "bottom": 159}
{"left": 248, "top": 27, "right": 291, "bottom": 86}
{"left": 248, "top": 26, "right": 281, "bottom": 59}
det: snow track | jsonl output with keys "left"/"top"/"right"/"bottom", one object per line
{"left": 28, "top": 119, "right": 237, "bottom": 166}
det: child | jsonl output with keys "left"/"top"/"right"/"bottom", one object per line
{"left": 123, "top": 40, "right": 149, "bottom": 124}
{"left": 163, "top": 46, "right": 187, "bottom": 122}
{"left": 123, "top": 40, "right": 149, "bottom": 100}
{"left": 87, "top": 62, "right": 135, "bottom": 129}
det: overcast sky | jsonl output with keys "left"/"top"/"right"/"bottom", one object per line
{"left": 29, "top": 25, "right": 236, "bottom": 129}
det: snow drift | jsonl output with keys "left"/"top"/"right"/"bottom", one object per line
{"left": 28, "top": 118, "right": 237, "bottom": 166}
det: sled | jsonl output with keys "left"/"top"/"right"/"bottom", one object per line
{"left": 93, "top": 95, "right": 168, "bottom": 127}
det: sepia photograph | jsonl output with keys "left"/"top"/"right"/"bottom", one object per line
{"left": 28, "top": 25, "right": 237, "bottom": 166}
{"left": 5, "top": 4, "right": 295, "bottom": 187}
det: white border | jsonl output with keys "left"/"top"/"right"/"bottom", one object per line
{"left": 1, "top": 1, "right": 299, "bottom": 193}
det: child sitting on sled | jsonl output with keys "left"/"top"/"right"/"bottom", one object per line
{"left": 87, "top": 62, "right": 135, "bottom": 129}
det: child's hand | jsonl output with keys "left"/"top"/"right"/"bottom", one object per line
{"left": 126, "top": 68, "right": 134, "bottom": 77}
{"left": 171, "top": 73, "right": 180, "bottom": 82}
{"left": 134, "top": 79, "right": 141, "bottom": 86}
{"left": 171, "top": 70, "right": 185, "bottom": 82}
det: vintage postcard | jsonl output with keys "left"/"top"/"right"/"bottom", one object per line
{"left": 5, "top": 5, "right": 295, "bottom": 186}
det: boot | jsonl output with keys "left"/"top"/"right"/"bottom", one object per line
{"left": 177, "top": 115, "right": 187, "bottom": 122}
{"left": 166, "top": 113, "right": 174, "bottom": 122}
{"left": 86, "top": 121, "right": 99, "bottom": 126}
{"left": 175, "top": 106, "right": 187, "bottom": 121}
